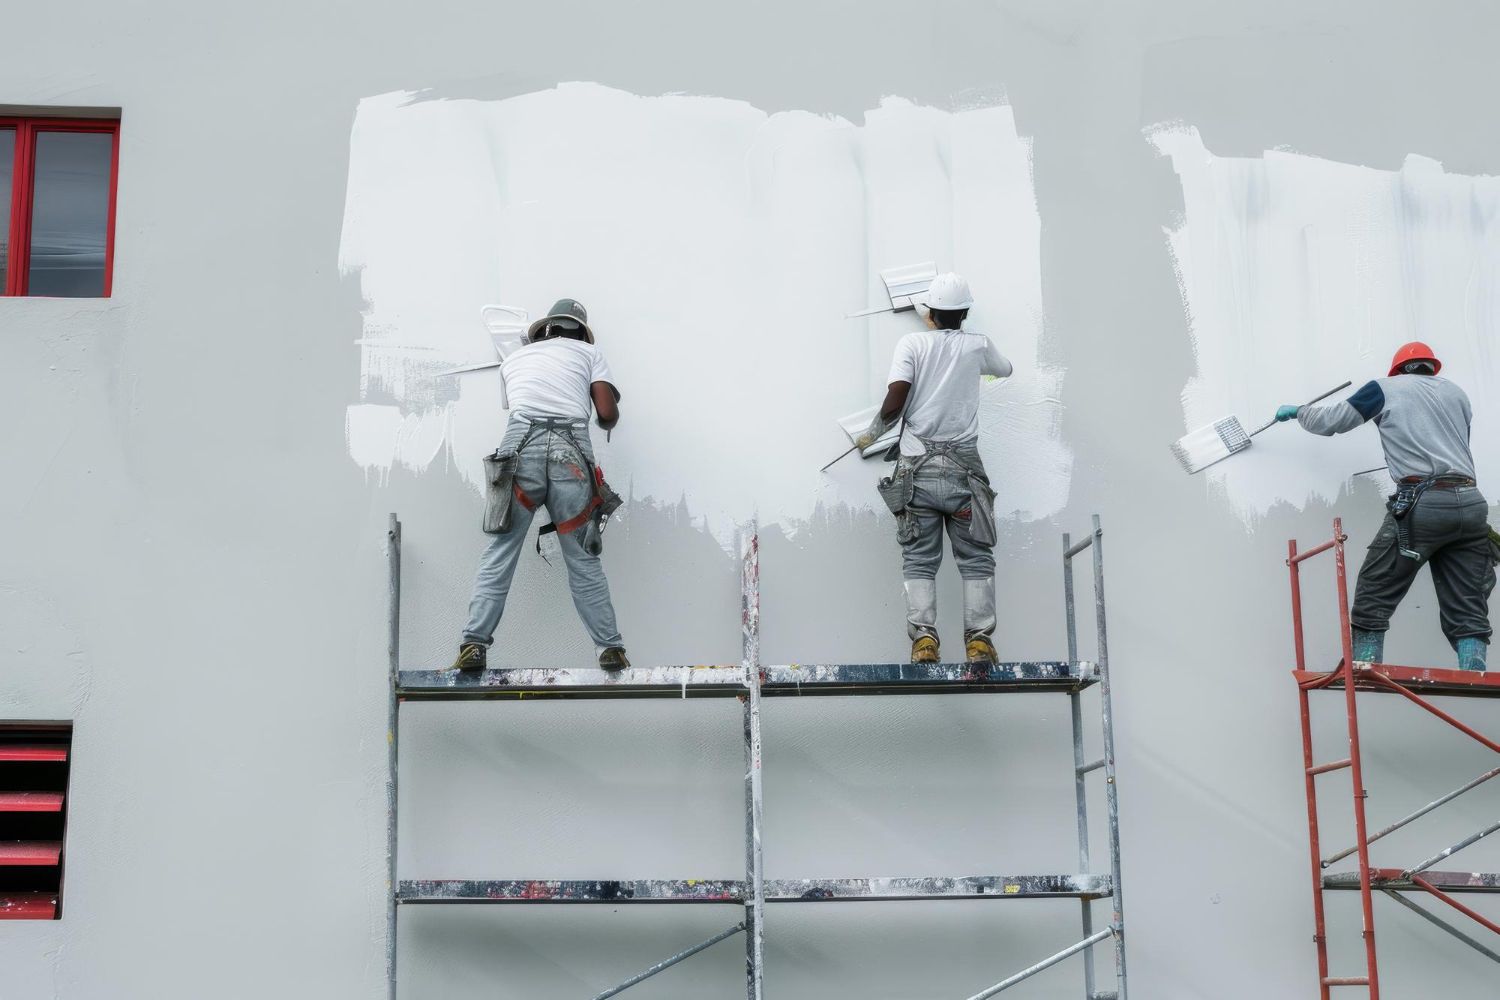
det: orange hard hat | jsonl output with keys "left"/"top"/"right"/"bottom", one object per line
{"left": 1388, "top": 341, "right": 1441, "bottom": 377}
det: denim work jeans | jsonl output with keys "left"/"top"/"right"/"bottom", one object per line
{"left": 896, "top": 441, "right": 997, "bottom": 642}
{"left": 1351, "top": 486, "right": 1497, "bottom": 644}
{"left": 463, "top": 415, "right": 624, "bottom": 653}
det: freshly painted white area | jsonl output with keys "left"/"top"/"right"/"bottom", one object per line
{"left": 1154, "top": 125, "right": 1500, "bottom": 524}
{"left": 341, "top": 83, "right": 1070, "bottom": 537}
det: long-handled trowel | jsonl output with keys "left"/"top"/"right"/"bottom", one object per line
{"left": 1171, "top": 381, "right": 1352, "bottom": 475}
{"left": 438, "top": 304, "right": 529, "bottom": 409}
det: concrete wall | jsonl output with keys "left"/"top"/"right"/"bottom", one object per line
{"left": 3, "top": 2, "right": 1500, "bottom": 997}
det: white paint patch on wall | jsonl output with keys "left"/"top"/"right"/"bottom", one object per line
{"left": 341, "top": 83, "right": 1070, "bottom": 538}
{"left": 1153, "top": 125, "right": 1500, "bottom": 525}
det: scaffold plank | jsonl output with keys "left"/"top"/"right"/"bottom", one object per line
{"left": 397, "top": 661, "right": 1098, "bottom": 701}
{"left": 397, "top": 874, "right": 1111, "bottom": 904}
{"left": 1325, "top": 870, "right": 1500, "bottom": 893}
{"left": 764, "top": 874, "right": 1112, "bottom": 901}
{"left": 398, "top": 879, "right": 743, "bottom": 904}
{"left": 1296, "top": 665, "right": 1500, "bottom": 699}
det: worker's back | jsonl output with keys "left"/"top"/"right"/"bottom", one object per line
{"left": 502, "top": 336, "right": 613, "bottom": 420}
{"left": 1362, "top": 374, "right": 1474, "bottom": 480}
{"left": 890, "top": 327, "right": 1012, "bottom": 455}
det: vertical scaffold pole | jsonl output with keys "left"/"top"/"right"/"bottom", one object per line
{"left": 1062, "top": 529, "right": 1096, "bottom": 999}
{"left": 1289, "top": 538, "right": 1333, "bottom": 1000}
{"left": 741, "top": 522, "right": 766, "bottom": 1000}
{"left": 1091, "top": 515, "right": 1127, "bottom": 1000}
{"left": 1333, "top": 518, "right": 1380, "bottom": 997}
{"left": 386, "top": 514, "right": 402, "bottom": 1000}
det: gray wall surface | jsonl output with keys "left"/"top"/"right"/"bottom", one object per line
{"left": 3, "top": 2, "right": 1500, "bottom": 997}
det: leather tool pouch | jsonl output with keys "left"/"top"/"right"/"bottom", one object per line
{"left": 877, "top": 463, "right": 916, "bottom": 516}
{"left": 579, "top": 473, "right": 624, "bottom": 557}
{"left": 482, "top": 450, "right": 519, "bottom": 534}
{"left": 1386, "top": 481, "right": 1425, "bottom": 560}
{"left": 966, "top": 474, "right": 998, "bottom": 547}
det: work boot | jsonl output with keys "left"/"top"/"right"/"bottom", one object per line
{"left": 1350, "top": 628, "right": 1383, "bottom": 664}
{"left": 598, "top": 647, "right": 631, "bottom": 671}
{"left": 965, "top": 635, "right": 998, "bottom": 665}
{"left": 911, "top": 635, "right": 940, "bottom": 664}
{"left": 452, "top": 642, "right": 486, "bottom": 672}
{"left": 1456, "top": 637, "right": 1488, "bottom": 673}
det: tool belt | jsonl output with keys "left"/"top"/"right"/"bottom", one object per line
{"left": 878, "top": 437, "right": 997, "bottom": 546}
{"left": 1387, "top": 475, "right": 1478, "bottom": 559}
{"left": 482, "top": 417, "right": 623, "bottom": 557}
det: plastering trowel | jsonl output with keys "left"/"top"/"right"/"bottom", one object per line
{"left": 439, "top": 305, "right": 529, "bottom": 409}
{"left": 1170, "top": 381, "right": 1351, "bottom": 475}
{"left": 844, "top": 262, "right": 938, "bottom": 319}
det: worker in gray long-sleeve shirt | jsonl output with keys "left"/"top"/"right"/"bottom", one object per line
{"left": 1275, "top": 341, "right": 1497, "bottom": 671}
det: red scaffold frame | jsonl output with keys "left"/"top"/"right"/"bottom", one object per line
{"left": 1289, "top": 516, "right": 1500, "bottom": 998}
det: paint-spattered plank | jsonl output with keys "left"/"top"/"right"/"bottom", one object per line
{"left": 398, "top": 879, "right": 744, "bottom": 904}
{"left": 397, "top": 661, "right": 1098, "bottom": 701}
{"left": 0, "top": 841, "right": 62, "bottom": 866}
{"left": 764, "top": 874, "right": 1113, "bottom": 902}
{"left": 0, "top": 893, "right": 58, "bottom": 919}
{"left": 1325, "top": 870, "right": 1500, "bottom": 893}
{"left": 398, "top": 873, "right": 1111, "bottom": 904}
{"left": 1295, "top": 665, "right": 1500, "bottom": 699}
{"left": 0, "top": 792, "right": 64, "bottom": 812}
{"left": 0, "top": 745, "right": 68, "bottom": 762}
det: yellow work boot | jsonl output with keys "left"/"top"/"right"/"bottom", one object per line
{"left": 911, "top": 635, "right": 940, "bottom": 664}
{"left": 965, "top": 635, "right": 997, "bottom": 665}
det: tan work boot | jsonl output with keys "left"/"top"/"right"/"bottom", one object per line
{"left": 965, "top": 635, "right": 997, "bottom": 665}
{"left": 911, "top": 635, "right": 940, "bottom": 664}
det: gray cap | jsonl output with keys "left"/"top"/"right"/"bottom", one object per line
{"left": 526, "top": 298, "right": 595, "bottom": 344}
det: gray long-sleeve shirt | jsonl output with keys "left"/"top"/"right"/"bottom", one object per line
{"left": 1296, "top": 374, "right": 1475, "bottom": 480}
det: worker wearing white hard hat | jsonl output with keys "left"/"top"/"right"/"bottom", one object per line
{"left": 857, "top": 272, "right": 1014, "bottom": 665}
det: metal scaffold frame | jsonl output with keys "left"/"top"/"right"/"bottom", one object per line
{"left": 385, "top": 513, "right": 1127, "bottom": 999}
{"left": 1289, "top": 516, "right": 1500, "bottom": 999}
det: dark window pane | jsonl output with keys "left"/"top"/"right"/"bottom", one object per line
{"left": 27, "top": 131, "right": 113, "bottom": 297}
{"left": 0, "top": 129, "right": 13, "bottom": 289}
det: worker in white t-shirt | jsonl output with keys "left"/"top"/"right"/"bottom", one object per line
{"left": 453, "top": 298, "right": 630, "bottom": 672}
{"left": 856, "top": 273, "right": 1013, "bottom": 665}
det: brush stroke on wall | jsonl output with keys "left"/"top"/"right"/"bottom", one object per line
{"left": 340, "top": 83, "right": 1071, "bottom": 539}
{"left": 1153, "top": 125, "right": 1500, "bottom": 525}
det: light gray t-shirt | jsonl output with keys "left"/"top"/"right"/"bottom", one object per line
{"left": 1297, "top": 374, "right": 1475, "bottom": 480}
{"left": 887, "top": 327, "right": 1013, "bottom": 456}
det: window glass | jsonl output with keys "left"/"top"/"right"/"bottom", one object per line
{"left": 0, "top": 129, "right": 13, "bottom": 289}
{"left": 27, "top": 131, "right": 112, "bottom": 297}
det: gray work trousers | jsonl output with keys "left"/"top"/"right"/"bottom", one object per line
{"left": 895, "top": 442, "right": 997, "bottom": 641}
{"left": 1351, "top": 486, "right": 1497, "bottom": 644}
{"left": 463, "top": 416, "right": 624, "bottom": 653}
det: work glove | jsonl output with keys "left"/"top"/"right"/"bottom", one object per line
{"left": 855, "top": 413, "right": 894, "bottom": 450}
{"left": 1275, "top": 405, "right": 1300, "bottom": 422}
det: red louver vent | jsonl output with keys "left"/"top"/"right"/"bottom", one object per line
{"left": 0, "top": 724, "right": 71, "bottom": 920}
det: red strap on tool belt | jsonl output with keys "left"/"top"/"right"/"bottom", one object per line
{"left": 513, "top": 483, "right": 538, "bottom": 511}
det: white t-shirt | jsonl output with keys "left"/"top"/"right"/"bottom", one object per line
{"left": 888, "top": 327, "right": 1012, "bottom": 456}
{"left": 502, "top": 337, "right": 616, "bottom": 420}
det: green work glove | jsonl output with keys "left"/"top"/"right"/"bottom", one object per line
{"left": 1275, "top": 405, "right": 1300, "bottom": 422}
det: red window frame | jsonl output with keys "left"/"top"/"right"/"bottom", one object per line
{"left": 0, "top": 115, "right": 121, "bottom": 297}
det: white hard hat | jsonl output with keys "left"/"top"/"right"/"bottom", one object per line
{"left": 924, "top": 272, "right": 973, "bottom": 311}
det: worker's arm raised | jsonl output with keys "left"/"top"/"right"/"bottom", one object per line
{"left": 1283, "top": 381, "right": 1382, "bottom": 436}
{"left": 591, "top": 381, "right": 620, "bottom": 431}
